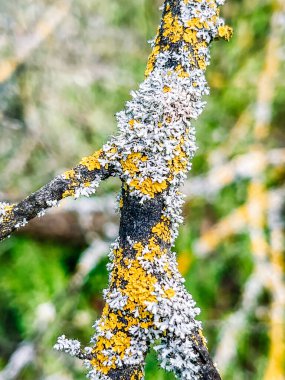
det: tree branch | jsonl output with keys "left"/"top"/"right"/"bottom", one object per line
{"left": 2, "top": 0, "right": 232, "bottom": 378}
{"left": 0, "top": 148, "right": 115, "bottom": 240}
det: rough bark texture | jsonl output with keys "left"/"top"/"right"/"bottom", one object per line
{"left": 0, "top": 157, "right": 113, "bottom": 240}
{"left": 0, "top": 0, "right": 232, "bottom": 378}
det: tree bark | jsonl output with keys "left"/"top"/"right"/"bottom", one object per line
{"left": 1, "top": 0, "right": 232, "bottom": 378}
{"left": 0, "top": 150, "right": 114, "bottom": 240}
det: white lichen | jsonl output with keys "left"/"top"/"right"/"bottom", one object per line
{"left": 54, "top": 335, "right": 81, "bottom": 357}
{"left": 55, "top": 0, "right": 228, "bottom": 378}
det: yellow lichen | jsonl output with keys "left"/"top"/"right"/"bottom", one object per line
{"left": 91, "top": 230, "right": 175, "bottom": 375}
{"left": 183, "top": 28, "right": 198, "bottom": 44}
{"left": 92, "top": 306, "right": 136, "bottom": 373}
{"left": 99, "top": 308, "right": 123, "bottom": 331}
{"left": 135, "top": 237, "right": 166, "bottom": 262}
{"left": 133, "top": 241, "right": 144, "bottom": 254}
{"left": 121, "top": 153, "right": 148, "bottom": 177}
{"left": 197, "top": 57, "right": 207, "bottom": 70}
{"left": 176, "top": 64, "right": 190, "bottom": 78}
{"left": 163, "top": 12, "right": 184, "bottom": 43}
{"left": 164, "top": 288, "right": 176, "bottom": 299}
{"left": 187, "top": 18, "right": 209, "bottom": 30}
{"left": 110, "top": 246, "right": 158, "bottom": 312}
{"left": 145, "top": 44, "right": 160, "bottom": 77}
{"left": 218, "top": 25, "right": 233, "bottom": 41}
{"left": 130, "top": 178, "right": 168, "bottom": 198}
{"left": 152, "top": 220, "right": 171, "bottom": 243}
{"left": 131, "top": 369, "right": 144, "bottom": 380}
{"left": 111, "top": 331, "right": 131, "bottom": 356}
{"left": 80, "top": 149, "right": 102, "bottom": 171}
{"left": 62, "top": 189, "right": 75, "bottom": 198}
{"left": 1, "top": 204, "right": 15, "bottom": 222}
{"left": 129, "top": 119, "right": 136, "bottom": 129}
{"left": 123, "top": 260, "right": 157, "bottom": 308}
{"left": 168, "top": 146, "right": 188, "bottom": 174}
{"left": 63, "top": 169, "right": 75, "bottom": 180}
{"left": 163, "top": 85, "right": 171, "bottom": 93}
{"left": 4, "top": 204, "right": 14, "bottom": 214}
{"left": 90, "top": 353, "right": 115, "bottom": 375}
{"left": 106, "top": 146, "right": 117, "bottom": 156}
{"left": 163, "top": 262, "right": 173, "bottom": 278}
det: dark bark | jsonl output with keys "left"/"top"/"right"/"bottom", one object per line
{"left": 0, "top": 162, "right": 113, "bottom": 241}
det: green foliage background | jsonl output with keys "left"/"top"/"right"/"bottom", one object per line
{"left": 0, "top": 0, "right": 284, "bottom": 379}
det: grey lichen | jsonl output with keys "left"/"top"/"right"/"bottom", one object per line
{"left": 1, "top": 0, "right": 232, "bottom": 378}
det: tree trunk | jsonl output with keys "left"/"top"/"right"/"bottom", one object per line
{"left": 1, "top": 0, "right": 232, "bottom": 378}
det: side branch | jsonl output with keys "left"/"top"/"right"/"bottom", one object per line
{"left": 0, "top": 149, "right": 116, "bottom": 241}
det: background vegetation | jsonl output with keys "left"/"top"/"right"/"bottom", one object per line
{"left": 0, "top": 0, "right": 284, "bottom": 379}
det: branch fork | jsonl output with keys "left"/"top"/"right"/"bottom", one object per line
{"left": 1, "top": 0, "right": 232, "bottom": 378}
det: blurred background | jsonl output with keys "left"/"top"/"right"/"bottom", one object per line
{"left": 0, "top": 0, "right": 284, "bottom": 379}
